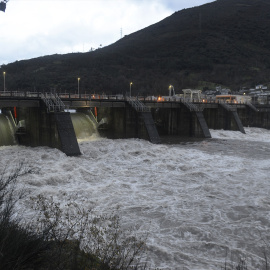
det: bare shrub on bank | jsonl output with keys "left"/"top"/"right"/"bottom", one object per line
{"left": 32, "top": 194, "right": 148, "bottom": 270}
{"left": 0, "top": 163, "right": 50, "bottom": 270}
{"left": 0, "top": 163, "right": 37, "bottom": 222}
{"left": 0, "top": 163, "right": 148, "bottom": 269}
{"left": 1, "top": 163, "right": 270, "bottom": 270}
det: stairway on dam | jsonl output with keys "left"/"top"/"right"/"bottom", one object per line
{"left": 54, "top": 112, "right": 81, "bottom": 156}
{"left": 127, "top": 98, "right": 161, "bottom": 144}
{"left": 195, "top": 111, "right": 212, "bottom": 138}
{"left": 41, "top": 93, "right": 81, "bottom": 156}
{"left": 141, "top": 112, "right": 161, "bottom": 144}
{"left": 182, "top": 101, "right": 211, "bottom": 138}
{"left": 219, "top": 102, "right": 245, "bottom": 134}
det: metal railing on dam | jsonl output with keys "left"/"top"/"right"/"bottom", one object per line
{"left": 0, "top": 90, "right": 267, "bottom": 108}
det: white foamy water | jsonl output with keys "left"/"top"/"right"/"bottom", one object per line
{"left": 0, "top": 127, "right": 270, "bottom": 269}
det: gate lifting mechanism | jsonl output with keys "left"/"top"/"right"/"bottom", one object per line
{"left": 0, "top": 0, "right": 9, "bottom": 12}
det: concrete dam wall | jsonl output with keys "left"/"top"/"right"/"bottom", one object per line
{"left": 1, "top": 97, "right": 270, "bottom": 155}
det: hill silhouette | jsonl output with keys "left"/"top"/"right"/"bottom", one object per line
{"left": 1, "top": 0, "right": 270, "bottom": 95}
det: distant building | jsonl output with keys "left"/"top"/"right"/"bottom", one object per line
{"left": 216, "top": 86, "right": 231, "bottom": 95}
{"left": 255, "top": 84, "right": 267, "bottom": 91}
{"left": 182, "top": 89, "right": 202, "bottom": 101}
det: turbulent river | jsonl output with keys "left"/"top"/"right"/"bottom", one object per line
{"left": 0, "top": 128, "right": 270, "bottom": 269}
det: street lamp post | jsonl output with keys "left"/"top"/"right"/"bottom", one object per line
{"left": 130, "top": 82, "right": 133, "bottom": 97}
{"left": 3, "top": 72, "right": 5, "bottom": 92}
{"left": 169, "top": 85, "right": 174, "bottom": 97}
{"left": 77, "top": 77, "right": 80, "bottom": 96}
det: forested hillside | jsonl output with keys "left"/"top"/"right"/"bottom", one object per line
{"left": 1, "top": 0, "right": 270, "bottom": 95}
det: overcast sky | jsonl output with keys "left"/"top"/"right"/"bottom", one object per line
{"left": 0, "top": 0, "right": 213, "bottom": 65}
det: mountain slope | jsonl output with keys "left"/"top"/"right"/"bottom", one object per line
{"left": 1, "top": 0, "right": 270, "bottom": 95}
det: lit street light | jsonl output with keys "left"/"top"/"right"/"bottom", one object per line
{"left": 77, "top": 77, "right": 80, "bottom": 96}
{"left": 3, "top": 71, "right": 5, "bottom": 92}
{"left": 130, "top": 82, "right": 133, "bottom": 97}
{"left": 169, "top": 85, "right": 174, "bottom": 96}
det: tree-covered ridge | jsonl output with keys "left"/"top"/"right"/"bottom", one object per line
{"left": 1, "top": 0, "right": 270, "bottom": 95}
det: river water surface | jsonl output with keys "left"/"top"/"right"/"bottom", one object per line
{"left": 0, "top": 127, "right": 270, "bottom": 269}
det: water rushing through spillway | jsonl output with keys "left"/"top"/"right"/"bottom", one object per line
{"left": 0, "top": 128, "right": 270, "bottom": 269}
{"left": 0, "top": 111, "right": 99, "bottom": 147}
{"left": 0, "top": 114, "right": 16, "bottom": 146}
{"left": 70, "top": 112, "right": 99, "bottom": 141}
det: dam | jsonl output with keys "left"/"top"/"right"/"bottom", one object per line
{"left": 0, "top": 91, "right": 268, "bottom": 155}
